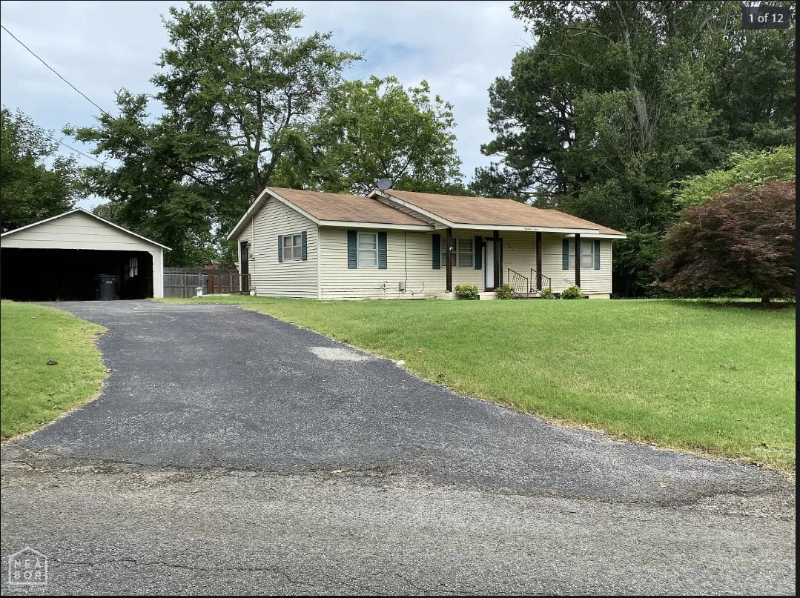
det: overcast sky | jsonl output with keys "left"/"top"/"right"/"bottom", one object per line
{"left": 0, "top": 0, "right": 528, "bottom": 208}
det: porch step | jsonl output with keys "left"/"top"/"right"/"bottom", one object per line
{"left": 513, "top": 292, "right": 542, "bottom": 299}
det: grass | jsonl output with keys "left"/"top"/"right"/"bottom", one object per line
{"left": 1, "top": 300, "right": 107, "bottom": 438}
{"left": 155, "top": 295, "right": 796, "bottom": 474}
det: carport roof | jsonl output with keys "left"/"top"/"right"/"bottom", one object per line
{"left": 1, "top": 209, "right": 171, "bottom": 250}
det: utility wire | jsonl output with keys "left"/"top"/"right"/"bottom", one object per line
{"left": 1, "top": 24, "right": 109, "bottom": 116}
{"left": 1, "top": 23, "right": 118, "bottom": 169}
{"left": 0, "top": 23, "right": 192, "bottom": 181}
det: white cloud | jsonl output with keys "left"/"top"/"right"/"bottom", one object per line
{"left": 1, "top": 0, "right": 527, "bottom": 208}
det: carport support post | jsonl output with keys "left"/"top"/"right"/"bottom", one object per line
{"left": 574, "top": 233, "right": 581, "bottom": 288}
{"left": 445, "top": 227, "right": 453, "bottom": 293}
{"left": 493, "top": 229, "right": 500, "bottom": 290}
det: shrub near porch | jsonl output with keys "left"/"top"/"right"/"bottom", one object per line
{"left": 156, "top": 296, "right": 796, "bottom": 473}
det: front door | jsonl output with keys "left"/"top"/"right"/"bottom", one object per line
{"left": 484, "top": 240, "right": 494, "bottom": 290}
{"left": 240, "top": 241, "right": 249, "bottom": 275}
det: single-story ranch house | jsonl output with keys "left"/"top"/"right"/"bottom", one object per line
{"left": 228, "top": 187, "right": 626, "bottom": 300}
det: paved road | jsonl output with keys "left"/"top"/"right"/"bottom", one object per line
{"left": 1, "top": 301, "right": 795, "bottom": 595}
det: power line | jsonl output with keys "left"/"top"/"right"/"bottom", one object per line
{"left": 1, "top": 22, "right": 203, "bottom": 186}
{"left": 1, "top": 24, "right": 109, "bottom": 116}
{"left": 56, "top": 138, "right": 110, "bottom": 167}
{"left": 1, "top": 23, "right": 116, "bottom": 169}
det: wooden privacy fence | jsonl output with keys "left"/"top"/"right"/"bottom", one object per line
{"left": 206, "top": 273, "right": 250, "bottom": 295}
{"left": 163, "top": 268, "right": 250, "bottom": 298}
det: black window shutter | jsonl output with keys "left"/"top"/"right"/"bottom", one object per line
{"left": 594, "top": 240, "right": 601, "bottom": 270}
{"left": 301, "top": 231, "right": 308, "bottom": 261}
{"left": 278, "top": 235, "right": 283, "bottom": 262}
{"left": 562, "top": 238, "right": 569, "bottom": 270}
{"left": 347, "top": 230, "right": 357, "bottom": 269}
{"left": 474, "top": 236, "right": 482, "bottom": 270}
{"left": 378, "top": 232, "right": 387, "bottom": 269}
{"left": 432, "top": 234, "right": 441, "bottom": 269}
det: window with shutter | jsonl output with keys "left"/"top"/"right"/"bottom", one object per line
{"left": 441, "top": 238, "right": 474, "bottom": 268}
{"left": 281, "top": 234, "right": 303, "bottom": 261}
{"left": 566, "top": 240, "right": 595, "bottom": 269}
{"left": 357, "top": 232, "right": 378, "bottom": 268}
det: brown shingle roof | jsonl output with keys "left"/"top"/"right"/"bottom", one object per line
{"left": 269, "top": 188, "right": 429, "bottom": 226}
{"left": 383, "top": 189, "right": 625, "bottom": 235}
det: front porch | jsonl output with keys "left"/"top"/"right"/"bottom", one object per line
{"left": 436, "top": 228, "right": 613, "bottom": 298}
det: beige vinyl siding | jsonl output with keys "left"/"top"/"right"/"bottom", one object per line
{"left": 235, "top": 203, "right": 615, "bottom": 299}
{"left": 319, "top": 228, "right": 453, "bottom": 299}
{"left": 1, "top": 211, "right": 166, "bottom": 297}
{"left": 539, "top": 234, "right": 612, "bottom": 295}
{"left": 236, "top": 197, "right": 319, "bottom": 298}
{"left": 479, "top": 231, "right": 613, "bottom": 295}
{"left": 1, "top": 212, "right": 158, "bottom": 252}
{"left": 449, "top": 233, "right": 485, "bottom": 292}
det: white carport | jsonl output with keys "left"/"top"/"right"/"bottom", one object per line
{"left": 1, "top": 209, "right": 169, "bottom": 300}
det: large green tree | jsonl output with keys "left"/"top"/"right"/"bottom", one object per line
{"left": 478, "top": 1, "right": 795, "bottom": 296}
{"left": 72, "top": 0, "right": 358, "bottom": 265}
{"left": 154, "top": 0, "right": 359, "bottom": 231}
{"left": 69, "top": 91, "right": 218, "bottom": 267}
{"left": 1, "top": 107, "right": 82, "bottom": 232}
{"left": 311, "top": 76, "right": 463, "bottom": 195}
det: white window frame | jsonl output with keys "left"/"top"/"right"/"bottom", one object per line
{"left": 128, "top": 256, "right": 138, "bottom": 278}
{"left": 282, "top": 233, "right": 303, "bottom": 261}
{"left": 568, "top": 240, "right": 594, "bottom": 269}
{"left": 580, "top": 240, "right": 594, "bottom": 270}
{"left": 357, "top": 232, "right": 378, "bottom": 268}
{"left": 442, "top": 237, "right": 474, "bottom": 268}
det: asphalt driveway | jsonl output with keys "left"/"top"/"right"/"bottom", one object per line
{"left": 1, "top": 301, "right": 795, "bottom": 595}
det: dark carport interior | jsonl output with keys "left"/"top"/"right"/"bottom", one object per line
{"left": 1, "top": 248, "right": 153, "bottom": 301}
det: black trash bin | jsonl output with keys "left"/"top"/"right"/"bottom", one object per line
{"left": 97, "top": 275, "right": 120, "bottom": 301}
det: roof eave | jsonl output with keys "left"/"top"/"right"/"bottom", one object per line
{"left": 318, "top": 220, "right": 433, "bottom": 231}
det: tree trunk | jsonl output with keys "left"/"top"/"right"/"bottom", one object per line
{"left": 761, "top": 296, "right": 771, "bottom": 304}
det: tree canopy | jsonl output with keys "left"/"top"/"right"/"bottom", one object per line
{"left": 314, "top": 76, "right": 463, "bottom": 195}
{"left": 478, "top": 0, "right": 795, "bottom": 295}
{"left": 676, "top": 145, "right": 796, "bottom": 208}
{"left": 1, "top": 107, "right": 82, "bottom": 232}
{"left": 71, "top": 0, "right": 360, "bottom": 265}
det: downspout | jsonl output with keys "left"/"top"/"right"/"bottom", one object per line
{"left": 316, "top": 226, "right": 322, "bottom": 299}
{"left": 250, "top": 216, "right": 255, "bottom": 294}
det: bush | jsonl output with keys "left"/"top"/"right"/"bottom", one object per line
{"left": 455, "top": 284, "right": 478, "bottom": 300}
{"left": 657, "top": 181, "right": 796, "bottom": 302}
{"left": 539, "top": 286, "right": 555, "bottom": 299}
{"left": 560, "top": 285, "right": 586, "bottom": 299}
{"left": 676, "top": 146, "right": 796, "bottom": 209}
{"left": 494, "top": 283, "right": 515, "bottom": 299}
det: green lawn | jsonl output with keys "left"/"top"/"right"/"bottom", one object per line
{"left": 1, "top": 301, "right": 107, "bottom": 438}
{"left": 156, "top": 295, "right": 796, "bottom": 473}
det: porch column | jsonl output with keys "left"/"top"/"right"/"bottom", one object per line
{"left": 493, "top": 229, "right": 501, "bottom": 290}
{"left": 445, "top": 227, "right": 453, "bottom": 293}
{"left": 574, "top": 233, "right": 581, "bottom": 287}
{"left": 535, "top": 231, "right": 542, "bottom": 291}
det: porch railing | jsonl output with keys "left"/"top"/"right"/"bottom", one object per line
{"left": 506, "top": 268, "right": 530, "bottom": 296}
{"left": 530, "top": 269, "right": 552, "bottom": 292}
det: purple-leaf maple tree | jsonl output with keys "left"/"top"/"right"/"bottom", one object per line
{"left": 656, "top": 181, "right": 796, "bottom": 303}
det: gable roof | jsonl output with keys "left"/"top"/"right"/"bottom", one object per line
{"left": 1, "top": 208, "right": 171, "bottom": 249}
{"left": 271, "top": 188, "right": 428, "bottom": 226}
{"left": 227, "top": 186, "right": 626, "bottom": 240}
{"left": 376, "top": 189, "right": 625, "bottom": 236}
{"left": 227, "top": 187, "right": 431, "bottom": 239}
